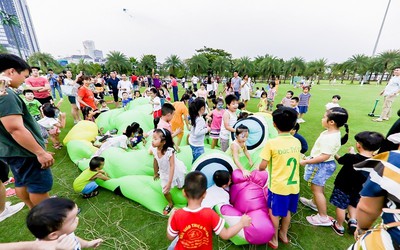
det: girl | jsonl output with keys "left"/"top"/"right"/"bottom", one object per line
{"left": 38, "top": 103, "right": 66, "bottom": 150}
{"left": 158, "top": 88, "right": 166, "bottom": 106}
{"left": 267, "top": 82, "right": 276, "bottom": 112}
{"left": 207, "top": 98, "right": 225, "bottom": 149}
{"left": 258, "top": 91, "right": 268, "bottom": 112}
{"left": 240, "top": 74, "right": 251, "bottom": 109}
{"left": 299, "top": 107, "right": 349, "bottom": 226}
{"left": 151, "top": 129, "right": 186, "bottom": 215}
{"left": 229, "top": 125, "right": 253, "bottom": 178}
{"left": 82, "top": 106, "right": 100, "bottom": 122}
{"left": 161, "top": 84, "right": 171, "bottom": 102}
{"left": 149, "top": 87, "right": 162, "bottom": 119}
{"left": 197, "top": 84, "right": 208, "bottom": 100}
{"left": 188, "top": 98, "right": 211, "bottom": 162}
{"left": 133, "top": 90, "right": 142, "bottom": 99}
{"left": 64, "top": 70, "right": 81, "bottom": 124}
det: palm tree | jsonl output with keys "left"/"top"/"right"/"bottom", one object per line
{"left": 258, "top": 55, "right": 282, "bottom": 81}
{"left": 345, "top": 54, "right": 370, "bottom": 83}
{"left": 372, "top": 50, "right": 400, "bottom": 82}
{"left": 306, "top": 58, "right": 327, "bottom": 84}
{"left": 0, "top": 10, "right": 22, "bottom": 58}
{"left": 164, "top": 54, "right": 183, "bottom": 76}
{"left": 287, "top": 57, "right": 306, "bottom": 83}
{"left": 138, "top": 54, "right": 157, "bottom": 75}
{"left": 234, "top": 56, "right": 255, "bottom": 76}
{"left": 188, "top": 54, "right": 209, "bottom": 76}
{"left": 28, "top": 52, "right": 61, "bottom": 72}
{"left": 105, "top": 51, "right": 131, "bottom": 74}
{"left": 212, "top": 56, "right": 230, "bottom": 77}
{"left": 129, "top": 57, "right": 139, "bottom": 73}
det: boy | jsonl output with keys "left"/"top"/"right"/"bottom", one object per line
{"left": 23, "top": 89, "right": 42, "bottom": 121}
{"left": 27, "top": 197, "right": 103, "bottom": 249}
{"left": 298, "top": 86, "right": 311, "bottom": 122}
{"left": 254, "top": 87, "right": 261, "bottom": 98}
{"left": 157, "top": 103, "right": 181, "bottom": 138}
{"left": 201, "top": 170, "right": 231, "bottom": 208}
{"left": 290, "top": 96, "right": 300, "bottom": 114}
{"left": 259, "top": 107, "right": 301, "bottom": 249}
{"left": 73, "top": 156, "right": 109, "bottom": 198}
{"left": 329, "top": 131, "right": 384, "bottom": 236}
{"left": 290, "top": 123, "right": 308, "bottom": 154}
{"left": 167, "top": 171, "right": 251, "bottom": 249}
{"left": 220, "top": 94, "right": 239, "bottom": 152}
{"left": 281, "top": 90, "right": 294, "bottom": 107}
{"left": 325, "top": 94, "right": 341, "bottom": 110}
{"left": 121, "top": 92, "right": 133, "bottom": 108}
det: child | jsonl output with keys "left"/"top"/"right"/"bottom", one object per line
{"left": 130, "top": 127, "right": 146, "bottom": 148}
{"left": 267, "top": 82, "right": 277, "bottom": 112}
{"left": 298, "top": 86, "right": 311, "bottom": 122}
{"left": 230, "top": 125, "right": 253, "bottom": 178}
{"left": 325, "top": 94, "right": 341, "bottom": 110}
{"left": 188, "top": 98, "right": 210, "bottom": 162}
{"left": 201, "top": 170, "right": 231, "bottom": 208}
{"left": 207, "top": 98, "right": 225, "bottom": 149}
{"left": 99, "top": 99, "right": 109, "bottom": 113}
{"left": 152, "top": 129, "right": 186, "bottom": 215}
{"left": 291, "top": 97, "right": 300, "bottom": 114}
{"left": 133, "top": 90, "right": 141, "bottom": 99}
{"left": 258, "top": 91, "right": 268, "bottom": 112}
{"left": 27, "top": 198, "right": 103, "bottom": 248}
{"left": 167, "top": 171, "right": 251, "bottom": 249}
{"left": 197, "top": 84, "right": 208, "bottom": 100}
{"left": 159, "top": 88, "right": 166, "bottom": 106}
{"left": 299, "top": 107, "right": 349, "bottom": 226}
{"left": 23, "top": 89, "right": 42, "bottom": 121}
{"left": 259, "top": 107, "right": 301, "bottom": 249}
{"left": 121, "top": 92, "right": 133, "bottom": 108}
{"left": 330, "top": 131, "right": 384, "bottom": 236}
{"left": 81, "top": 106, "right": 100, "bottom": 122}
{"left": 281, "top": 90, "right": 294, "bottom": 107}
{"left": 254, "top": 87, "right": 261, "bottom": 98}
{"left": 157, "top": 103, "right": 181, "bottom": 138}
{"left": 73, "top": 156, "right": 110, "bottom": 198}
{"left": 149, "top": 87, "right": 162, "bottom": 120}
{"left": 171, "top": 94, "right": 190, "bottom": 147}
{"left": 236, "top": 102, "right": 246, "bottom": 117}
{"left": 38, "top": 103, "right": 66, "bottom": 150}
{"left": 290, "top": 123, "right": 308, "bottom": 154}
{"left": 220, "top": 95, "right": 238, "bottom": 152}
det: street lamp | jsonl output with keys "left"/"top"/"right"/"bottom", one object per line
{"left": 372, "top": 0, "right": 392, "bottom": 57}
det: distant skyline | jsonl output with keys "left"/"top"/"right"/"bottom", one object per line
{"left": 26, "top": 0, "right": 400, "bottom": 64}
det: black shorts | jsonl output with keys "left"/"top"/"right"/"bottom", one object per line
{"left": 329, "top": 186, "right": 360, "bottom": 210}
{"left": 0, "top": 160, "right": 10, "bottom": 183}
{"left": 35, "top": 96, "right": 53, "bottom": 105}
{"left": 112, "top": 89, "right": 119, "bottom": 102}
{"left": 68, "top": 96, "right": 76, "bottom": 104}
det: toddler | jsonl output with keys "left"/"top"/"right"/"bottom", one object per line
{"left": 149, "top": 87, "right": 162, "bottom": 119}
{"left": 99, "top": 99, "right": 109, "bottom": 113}
{"left": 229, "top": 125, "right": 253, "bottom": 178}
{"left": 207, "top": 98, "right": 225, "bottom": 149}
{"left": 325, "top": 95, "right": 341, "bottom": 110}
{"left": 267, "top": 82, "right": 277, "bottom": 112}
{"left": 291, "top": 97, "right": 300, "bottom": 114}
{"left": 23, "top": 89, "right": 42, "bottom": 121}
{"left": 38, "top": 103, "right": 66, "bottom": 150}
{"left": 298, "top": 86, "right": 311, "bottom": 122}
{"left": 258, "top": 91, "right": 267, "bottom": 112}
{"left": 81, "top": 106, "right": 100, "bottom": 122}
{"left": 281, "top": 90, "right": 294, "bottom": 107}
{"left": 133, "top": 90, "right": 142, "bottom": 99}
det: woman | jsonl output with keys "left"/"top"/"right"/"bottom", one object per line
{"left": 77, "top": 75, "right": 98, "bottom": 118}
{"left": 170, "top": 74, "right": 178, "bottom": 102}
{"left": 240, "top": 74, "right": 251, "bottom": 109}
{"left": 64, "top": 70, "right": 81, "bottom": 124}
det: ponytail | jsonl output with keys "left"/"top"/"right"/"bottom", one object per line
{"left": 327, "top": 107, "right": 349, "bottom": 145}
{"left": 189, "top": 98, "right": 205, "bottom": 128}
{"left": 341, "top": 123, "right": 349, "bottom": 145}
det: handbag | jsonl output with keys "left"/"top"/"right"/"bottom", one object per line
{"left": 61, "top": 85, "right": 74, "bottom": 96}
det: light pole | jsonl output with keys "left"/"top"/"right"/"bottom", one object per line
{"left": 372, "top": 0, "right": 392, "bottom": 57}
{"left": 0, "top": 10, "right": 22, "bottom": 58}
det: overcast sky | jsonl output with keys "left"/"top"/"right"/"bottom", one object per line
{"left": 26, "top": 0, "right": 399, "bottom": 64}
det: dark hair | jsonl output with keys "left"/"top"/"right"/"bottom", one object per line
{"left": 134, "top": 90, "right": 141, "bottom": 97}
{"left": 89, "top": 156, "right": 105, "bottom": 171}
{"left": 293, "top": 123, "right": 300, "bottom": 132}
{"left": 149, "top": 87, "right": 160, "bottom": 97}
{"left": 261, "top": 91, "right": 267, "bottom": 97}
{"left": 238, "top": 111, "right": 251, "bottom": 120}
{"left": 303, "top": 86, "right": 310, "bottom": 91}
{"left": 225, "top": 94, "right": 238, "bottom": 106}
{"left": 122, "top": 91, "right": 128, "bottom": 96}
{"left": 180, "top": 93, "right": 190, "bottom": 102}
{"left": 162, "top": 103, "right": 175, "bottom": 116}
{"left": 189, "top": 98, "right": 205, "bottom": 128}
{"left": 355, "top": 131, "right": 384, "bottom": 151}
{"left": 48, "top": 69, "right": 53, "bottom": 72}
{"left": 327, "top": 107, "right": 349, "bottom": 144}
{"left": 379, "top": 111, "right": 400, "bottom": 153}
{"left": 275, "top": 103, "right": 284, "bottom": 109}
{"left": 27, "top": 198, "right": 76, "bottom": 239}
{"left": 99, "top": 99, "right": 106, "bottom": 105}
{"left": 23, "top": 89, "right": 34, "bottom": 95}
{"left": 154, "top": 128, "right": 174, "bottom": 154}
{"left": 42, "top": 103, "right": 58, "bottom": 118}
{"left": 184, "top": 171, "right": 207, "bottom": 199}
{"left": 332, "top": 95, "right": 341, "bottom": 100}
{"left": 269, "top": 82, "right": 276, "bottom": 88}
{"left": 124, "top": 122, "right": 140, "bottom": 137}
{"left": 291, "top": 97, "right": 299, "bottom": 103}
{"left": 272, "top": 107, "right": 298, "bottom": 132}
{"left": 287, "top": 90, "right": 294, "bottom": 96}
{"left": 81, "top": 106, "right": 93, "bottom": 120}
{"left": 235, "top": 124, "right": 249, "bottom": 136}
{"left": 81, "top": 75, "right": 91, "bottom": 81}
{"left": 213, "top": 170, "right": 230, "bottom": 187}
{"left": 0, "top": 54, "right": 30, "bottom": 74}
{"left": 170, "top": 74, "right": 175, "bottom": 78}
{"left": 238, "top": 102, "right": 245, "bottom": 110}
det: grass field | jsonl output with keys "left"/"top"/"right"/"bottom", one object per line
{"left": 1, "top": 80, "right": 399, "bottom": 250}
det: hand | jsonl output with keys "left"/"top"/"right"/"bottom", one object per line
{"left": 86, "top": 239, "right": 103, "bottom": 248}
{"left": 37, "top": 151, "right": 54, "bottom": 169}
{"left": 240, "top": 214, "right": 252, "bottom": 227}
{"left": 163, "top": 183, "right": 171, "bottom": 194}
{"left": 300, "top": 160, "right": 307, "bottom": 166}
{"left": 242, "top": 169, "right": 251, "bottom": 178}
{"left": 348, "top": 146, "right": 356, "bottom": 154}
{"left": 153, "top": 174, "right": 159, "bottom": 181}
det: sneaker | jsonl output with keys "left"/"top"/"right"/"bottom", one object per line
{"left": 306, "top": 214, "right": 332, "bottom": 226}
{"left": 3, "top": 177, "right": 15, "bottom": 185}
{"left": 5, "top": 188, "right": 16, "bottom": 197}
{"left": 373, "top": 118, "right": 383, "bottom": 122}
{"left": 347, "top": 219, "right": 357, "bottom": 235}
{"left": 300, "top": 197, "right": 318, "bottom": 212}
{"left": 382, "top": 118, "right": 389, "bottom": 121}
{"left": 331, "top": 220, "right": 344, "bottom": 236}
{"left": 0, "top": 202, "right": 24, "bottom": 222}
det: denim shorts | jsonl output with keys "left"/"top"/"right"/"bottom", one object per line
{"left": 0, "top": 157, "right": 53, "bottom": 193}
{"left": 330, "top": 186, "right": 360, "bottom": 210}
{"left": 190, "top": 145, "right": 204, "bottom": 163}
{"left": 298, "top": 106, "right": 308, "bottom": 114}
{"left": 268, "top": 190, "right": 299, "bottom": 217}
{"left": 304, "top": 160, "right": 336, "bottom": 187}
{"left": 81, "top": 181, "right": 99, "bottom": 194}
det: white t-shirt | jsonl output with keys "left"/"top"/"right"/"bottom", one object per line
{"left": 255, "top": 90, "right": 262, "bottom": 98}
{"left": 325, "top": 102, "right": 340, "bottom": 110}
{"left": 310, "top": 130, "right": 341, "bottom": 161}
{"left": 152, "top": 96, "right": 161, "bottom": 111}
{"left": 191, "top": 76, "right": 199, "bottom": 84}
{"left": 117, "top": 80, "right": 133, "bottom": 98}
{"left": 37, "top": 117, "right": 58, "bottom": 130}
{"left": 189, "top": 117, "right": 209, "bottom": 147}
{"left": 201, "top": 185, "right": 230, "bottom": 208}
{"left": 383, "top": 76, "right": 400, "bottom": 96}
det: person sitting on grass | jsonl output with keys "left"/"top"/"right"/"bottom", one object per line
{"left": 73, "top": 156, "right": 109, "bottom": 198}
{"left": 229, "top": 125, "right": 253, "bottom": 178}
{"left": 27, "top": 197, "right": 103, "bottom": 248}
{"left": 167, "top": 171, "right": 251, "bottom": 249}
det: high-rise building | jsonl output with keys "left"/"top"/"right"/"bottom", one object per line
{"left": 0, "top": 0, "right": 39, "bottom": 58}
{"left": 83, "top": 40, "right": 95, "bottom": 59}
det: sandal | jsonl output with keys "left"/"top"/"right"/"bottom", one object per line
{"left": 163, "top": 205, "right": 173, "bottom": 215}
{"left": 83, "top": 190, "right": 99, "bottom": 199}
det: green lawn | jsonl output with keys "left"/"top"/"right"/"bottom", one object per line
{"left": 1, "top": 80, "right": 398, "bottom": 250}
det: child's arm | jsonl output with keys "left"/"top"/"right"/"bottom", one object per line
{"left": 171, "top": 128, "right": 182, "bottom": 138}
{"left": 76, "top": 236, "right": 103, "bottom": 249}
{"left": 58, "top": 112, "right": 66, "bottom": 128}
{"left": 153, "top": 158, "right": 160, "bottom": 180}
{"left": 218, "top": 214, "right": 252, "bottom": 240}
{"left": 243, "top": 145, "right": 254, "bottom": 167}
{"left": 166, "top": 209, "right": 177, "bottom": 240}
{"left": 163, "top": 153, "right": 176, "bottom": 194}
{"left": 258, "top": 159, "right": 268, "bottom": 171}
{"left": 300, "top": 154, "right": 330, "bottom": 166}
{"left": 231, "top": 143, "right": 250, "bottom": 177}
{"left": 95, "top": 172, "right": 110, "bottom": 181}
{"left": 222, "top": 112, "right": 235, "bottom": 133}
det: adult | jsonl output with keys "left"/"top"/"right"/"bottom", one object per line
{"left": 181, "top": 76, "right": 186, "bottom": 89}
{"left": 25, "top": 66, "right": 52, "bottom": 105}
{"left": 171, "top": 94, "right": 190, "bottom": 147}
{"left": 77, "top": 75, "right": 97, "bottom": 111}
{"left": 170, "top": 74, "right": 179, "bottom": 102}
{"left": 117, "top": 74, "right": 133, "bottom": 99}
{"left": 131, "top": 72, "right": 139, "bottom": 91}
{"left": 152, "top": 69, "right": 162, "bottom": 89}
{"left": 64, "top": 70, "right": 81, "bottom": 124}
{"left": 191, "top": 75, "right": 199, "bottom": 90}
{"left": 373, "top": 66, "right": 400, "bottom": 122}
{"left": 47, "top": 69, "right": 63, "bottom": 100}
{"left": 231, "top": 71, "right": 242, "bottom": 100}
{"left": 0, "top": 54, "right": 54, "bottom": 210}
{"left": 240, "top": 74, "right": 251, "bottom": 109}
{"left": 106, "top": 71, "right": 120, "bottom": 108}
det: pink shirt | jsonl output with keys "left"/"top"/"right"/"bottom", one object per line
{"left": 25, "top": 77, "right": 50, "bottom": 99}
{"left": 157, "top": 118, "right": 172, "bottom": 132}
{"left": 211, "top": 109, "right": 225, "bottom": 130}
{"left": 171, "top": 79, "right": 178, "bottom": 87}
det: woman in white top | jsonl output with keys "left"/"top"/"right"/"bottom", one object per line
{"left": 117, "top": 74, "right": 133, "bottom": 98}
{"left": 240, "top": 74, "right": 251, "bottom": 109}
{"left": 64, "top": 70, "right": 82, "bottom": 124}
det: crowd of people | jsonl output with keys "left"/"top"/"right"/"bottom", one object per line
{"left": 0, "top": 53, "right": 399, "bottom": 249}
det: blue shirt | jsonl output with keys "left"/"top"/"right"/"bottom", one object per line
{"left": 107, "top": 77, "right": 120, "bottom": 89}
{"left": 122, "top": 98, "right": 132, "bottom": 107}
{"left": 47, "top": 74, "right": 59, "bottom": 86}
{"left": 293, "top": 132, "right": 308, "bottom": 154}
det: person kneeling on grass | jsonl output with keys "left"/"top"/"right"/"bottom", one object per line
{"left": 73, "top": 157, "right": 109, "bottom": 198}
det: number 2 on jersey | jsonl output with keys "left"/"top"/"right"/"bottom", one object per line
{"left": 286, "top": 157, "right": 297, "bottom": 185}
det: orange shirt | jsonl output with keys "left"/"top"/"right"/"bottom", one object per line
{"left": 171, "top": 101, "right": 188, "bottom": 131}
{"left": 77, "top": 87, "right": 97, "bottom": 110}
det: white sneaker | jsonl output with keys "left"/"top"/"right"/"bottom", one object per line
{"left": 0, "top": 202, "right": 25, "bottom": 222}
{"left": 300, "top": 197, "right": 318, "bottom": 212}
{"left": 306, "top": 214, "right": 333, "bottom": 226}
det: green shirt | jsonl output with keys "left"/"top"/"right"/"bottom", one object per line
{"left": 0, "top": 88, "right": 45, "bottom": 157}
{"left": 73, "top": 168, "right": 98, "bottom": 193}
{"left": 23, "top": 98, "right": 42, "bottom": 116}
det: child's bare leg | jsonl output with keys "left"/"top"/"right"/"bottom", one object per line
{"left": 49, "top": 135, "right": 57, "bottom": 146}
{"left": 279, "top": 212, "right": 291, "bottom": 242}
{"left": 164, "top": 192, "right": 173, "bottom": 207}
{"left": 15, "top": 187, "right": 34, "bottom": 209}
{"left": 211, "top": 138, "right": 218, "bottom": 149}
{"left": 268, "top": 209, "right": 279, "bottom": 246}
{"left": 311, "top": 184, "right": 327, "bottom": 217}
{"left": 348, "top": 205, "right": 357, "bottom": 220}
{"left": 335, "top": 207, "right": 346, "bottom": 227}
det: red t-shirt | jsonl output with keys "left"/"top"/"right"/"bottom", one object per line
{"left": 131, "top": 75, "right": 138, "bottom": 82}
{"left": 77, "top": 87, "right": 97, "bottom": 110}
{"left": 168, "top": 207, "right": 225, "bottom": 250}
{"left": 171, "top": 79, "right": 178, "bottom": 87}
{"left": 25, "top": 77, "right": 50, "bottom": 99}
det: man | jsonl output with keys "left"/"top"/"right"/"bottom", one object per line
{"left": 152, "top": 68, "right": 162, "bottom": 89}
{"left": 191, "top": 75, "right": 199, "bottom": 90}
{"left": 0, "top": 54, "right": 54, "bottom": 212}
{"left": 231, "top": 71, "right": 241, "bottom": 100}
{"left": 118, "top": 74, "right": 133, "bottom": 98}
{"left": 131, "top": 72, "right": 138, "bottom": 91}
{"left": 106, "top": 71, "right": 120, "bottom": 108}
{"left": 373, "top": 66, "right": 400, "bottom": 122}
{"left": 47, "top": 69, "right": 63, "bottom": 100}
{"left": 25, "top": 66, "right": 52, "bottom": 105}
